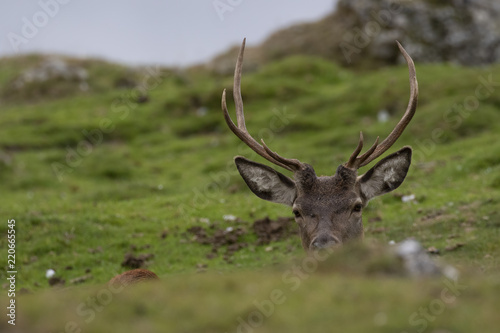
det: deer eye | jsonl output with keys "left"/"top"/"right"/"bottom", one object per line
{"left": 353, "top": 204, "right": 363, "bottom": 213}
{"left": 293, "top": 209, "right": 301, "bottom": 218}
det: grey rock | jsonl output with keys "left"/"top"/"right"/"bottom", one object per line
{"left": 395, "top": 238, "right": 459, "bottom": 280}
{"left": 338, "top": 0, "right": 500, "bottom": 66}
{"left": 12, "top": 57, "right": 88, "bottom": 90}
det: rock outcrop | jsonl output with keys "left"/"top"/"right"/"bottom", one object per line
{"left": 337, "top": 0, "right": 500, "bottom": 66}
{"left": 2, "top": 57, "right": 89, "bottom": 101}
{"left": 208, "top": 0, "right": 500, "bottom": 73}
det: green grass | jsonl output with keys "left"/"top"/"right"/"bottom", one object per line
{"left": 0, "top": 54, "right": 499, "bottom": 331}
{"left": 5, "top": 258, "right": 500, "bottom": 333}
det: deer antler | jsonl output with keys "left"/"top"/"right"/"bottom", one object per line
{"left": 222, "top": 38, "right": 305, "bottom": 172}
{"left": 346, "top": 41, "right": 418, "bottom": 169}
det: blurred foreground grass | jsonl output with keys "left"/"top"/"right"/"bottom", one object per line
{"left": 3, "top": 242, "right": 500, "bottom": 333}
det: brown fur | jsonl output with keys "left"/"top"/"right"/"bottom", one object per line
{"left": 109, "top": 269, "right": 159, "bottom": 286}
{"left": 235, "top": 148, "right": 412, "bottom": 251}
{"left": 291, "top": 164, "right": 365, "bottom": 249}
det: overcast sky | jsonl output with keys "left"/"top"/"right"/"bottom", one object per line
{"left": 0, "top": 0, "right": 336, "bottom": 67}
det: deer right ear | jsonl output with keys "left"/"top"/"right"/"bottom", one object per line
{"left": 234, "top": 156, "right": 297, "bottom": 206}
{"left": 359, "top": 147, "right": 412, "bottom": 201}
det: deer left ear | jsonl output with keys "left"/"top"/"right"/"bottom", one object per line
{"left": 359, "top": 147, "right": 412, "bottom": 201}
{"left": 234, "top": 156, "right": 297, "bottom": 206}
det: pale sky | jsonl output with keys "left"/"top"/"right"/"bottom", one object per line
{"left": 0, "top": 0, "right": 336, "bottom": 67}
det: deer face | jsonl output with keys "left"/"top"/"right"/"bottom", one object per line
{"left": 235, "top": 148, "right": 411, "bottom": 250}
{"left": 222, "top": 39, "right": 418, "bottom": 251}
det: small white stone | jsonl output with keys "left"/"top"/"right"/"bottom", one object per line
{"left": 378, "top": 109, "right": 390, "bottom": 123}
{"left": 46, "top": 269, "right": 56, "bottom": 279}
{"left": 442, "top": 265, "right": 459, "bottom": 281}
{"left": 225, "top": 227, "right": 234, "bottom": 232}
{"left": 402, "top": 194, "right": 416, "bottom": 203}
{"left": 396, "top": 239, "right": 422, "bottom": 257}
{"left": 199, "top": 218, "right": 210, "bottom": 224}
{"left": 223, "top": 214, "right": 237, "bottom": 222}
{"left": 196, "top": 107, "right": 208, "bottom": 117}
{"left": 388, "top": 240, "right": 396, "bottom": 245}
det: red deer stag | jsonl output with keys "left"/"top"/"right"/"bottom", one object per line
{"left": 222, "top": 39, "right": 418, "bottom": 250}
{"left": 110, "top": 38, "right": 418, "bottom": 284}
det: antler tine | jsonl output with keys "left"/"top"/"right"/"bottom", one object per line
{"left": 345, "top": 132, "right": 380, "bottom": 169}
{"left": 357, "top": 136, "right": 379, "bottom": 164}
{"left": 233, "top": 38, "right": 246, "bottom": 131}
{"left": 346, "top": 41, "right": 418, "bottom": 169}
{"left": 346, "top": 132, "right": 364, "bottom": 168}
{"left": 358, "top": 41, "right": 418, "bottom": 167}
{"left": 222, "top": 39, "right": 304, "bottom": 172}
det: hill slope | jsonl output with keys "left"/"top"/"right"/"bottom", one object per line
{"left": 0, "top": 53, "right": 499, "bottom": 331}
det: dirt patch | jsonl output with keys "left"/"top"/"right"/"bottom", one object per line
{"left": 253, "top": 216, "right": 297, "bottom": 245}
{"left": 186, "top": 225, "right": 248, "bottom": 261}
{"left": 121, "top": 253, "right": 155, "bottom": 269}
{"left": 48, "top": 276, "right": 65, "bottom": 287}
{"left": 69, "top": 274, "right": 93, "bottom": 285}
{"left": 445, "top": 243, "right": 465, "bottom": 252}
{"left": 417, "top": 209, "right": 456, "bottom": 227}
{"left": 184, "top": 216, "right": 297, "bottom": 262}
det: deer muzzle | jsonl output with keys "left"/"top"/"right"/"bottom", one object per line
{"left": 310, "top": 234, "right": 340, "bottom": 250}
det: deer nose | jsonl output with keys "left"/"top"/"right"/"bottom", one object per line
{"left": 311, "top": 235, "right": 338, "bottom": 249}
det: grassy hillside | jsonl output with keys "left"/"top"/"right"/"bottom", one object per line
{"left": 0, "top": 53, "right": 499, "bottom": 331}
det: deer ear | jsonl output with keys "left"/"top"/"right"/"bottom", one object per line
{"left": 359, "top": 147, "right": 412, "bottom": 201}
{"left": 234, "top": 156, "right": 297, "bottom": 206}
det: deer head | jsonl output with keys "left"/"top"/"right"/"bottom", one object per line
{"left": 222, "top": 39, "right": 418, "bottom": 251}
